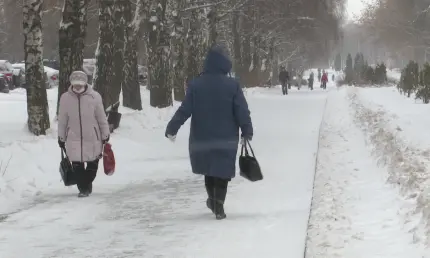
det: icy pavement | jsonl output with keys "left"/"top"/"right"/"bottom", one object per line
{"left": 305, "top": 88, "right": 429, "bottom": 258}
{"left": 0, "top": 86, "right": 327, "bottom": 258}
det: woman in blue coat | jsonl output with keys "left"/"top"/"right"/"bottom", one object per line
{"left": 165, "top": 46, "right": 253, "bottom": 220}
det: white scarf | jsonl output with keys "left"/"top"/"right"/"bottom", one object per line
{"left": 72, "top": 86, "right": 86, "bottom": 93}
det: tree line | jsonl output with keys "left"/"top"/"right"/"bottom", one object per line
{"left": 338, "top": 52, "right": 387, "bottom": 86}
{"left": 397, "top": 61, "right": 430, "bottom": 104}
{"left": 359, "top": 0, "right": 430, "bottom": 66}
{"left": 8, "top": 0, "right": 346, "bottom": 135}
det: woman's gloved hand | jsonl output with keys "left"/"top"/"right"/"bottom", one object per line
{"left": 103, "top": 136, "right": 110, "bottom": 144}
{"left": 166, "top": 134, "right": 176, "bottom": 142}
{"left": 240, "top": 136, "right": 252, "bottom": 145}
{"left": 58, "top": 138, "right": 65, "bottom": 148}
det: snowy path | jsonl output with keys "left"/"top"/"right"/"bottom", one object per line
{"left": 305, "top": 89, "right": 429, "bottom": 258}
{"left": 0, "top": 87, "right": 327, "bottom": 258}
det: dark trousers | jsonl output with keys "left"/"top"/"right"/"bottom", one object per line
{"left": 205, "top": 176, "right": 229, "bottom": 203}
{"left": 281, "top": 82, "right": 288, "bottom": 95}
{"left": 72, "top": 160, "right": 99, "bottom": 192}
{"left": 322, "top": 81, "right": 327, "bottom": 89}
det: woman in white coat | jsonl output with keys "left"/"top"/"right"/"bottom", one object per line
{"left": 58, "top": 71, "right": 110, "bottom": 197}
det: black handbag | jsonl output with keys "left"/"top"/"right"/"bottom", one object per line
{"left": 239, "top": 139, "right": 263, "bottom": 182}
{"left": 59, "top": 148, "right": 77, "bottom": 186}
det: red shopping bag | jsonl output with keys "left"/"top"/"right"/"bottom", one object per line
{"left": 103, "top": 143, "right": 115, "bottom": 175}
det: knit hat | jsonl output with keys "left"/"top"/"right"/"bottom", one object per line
{"left": 70, "top": 71, "right": 88, "bottom": 85}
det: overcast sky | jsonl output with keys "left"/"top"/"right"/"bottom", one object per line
{"left": 347, "top": 0, "right": 366, "bottom": 20}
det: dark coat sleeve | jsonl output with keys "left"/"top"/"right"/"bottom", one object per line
{"left": 165, "top": 84, "right": 193, "bottom": 137}
{"left": 233, "top": 83, "right": 253, "bottom": 139}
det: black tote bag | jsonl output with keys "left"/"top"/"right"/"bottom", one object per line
{"left": 239, "top": 140, "right": 263, "bottom": 182}
{"left": 59, "top": 148, "right": 77, "bottom": 186}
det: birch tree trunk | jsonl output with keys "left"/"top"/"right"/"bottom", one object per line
{"left": 57, "top": 0, "right": 90, "bottom": 114}
{"left": 186, "top": 8, "right": 200, "bottom": 84}
{"left": 93, "top": 0, "right": 115, "bottom": 109}
{"left": 112, "top": 0, "right": 126, "bottom": 105}
{"left": 147, "top": 0, "right": 171, "bottom": 108}
{"left": 207, "top": 7, "right": 218, "bottom": 47}
{"left": 122, "top": 0, "right": 146, "bottom": 110}
{"left": 170, "top": 0, "right": 186, "bottom": 101}
{"left": 267, "top": 37, "right": 275, "bottom": 86}
{"left": 232, "top": 12, "right": 242, "bottom": 79}
{"left": 197, "top": 8, "right": 208, "bottom": 71}
{"left": 23, "top": 0, "right": 50, "bottom": 135}
{"left": 250, "top": 35, "right": 261, "bottom": 86}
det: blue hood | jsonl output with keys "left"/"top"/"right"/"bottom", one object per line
{"left": 203, "top": 47, "right": 232, "bottom": 75}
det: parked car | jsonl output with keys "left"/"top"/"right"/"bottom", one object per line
{"left": 11, "top": 64, "right": 26, "bottom": 88}
{"left": 0, "top": 74, "right": 9, "bottom": 93}
{"left": 12, "top": 63, "right": 59, "bottom": 89}
{"left": 43, "top": 59, "right": 60, "bottom": 70}
{"left": 0, "top": 60, "right": 15, "bottom": 89}
{"left": 44, "top": 66, "right": 59, "bottom": 88}
{"left": 83, "top": 58, "right": 147, "bottom": 84}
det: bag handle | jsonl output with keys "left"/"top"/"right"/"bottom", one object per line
{"left": 245, "top": 139, "right": 256, "bottom": 157}
{"left": 241, "top": 142, "right": 247, "bottom": 156}
{"left": 241, "top": 139, "right": 255, "bottom": 157}
{"left": 61, "top": 147, "right": 68, "bottom": 159}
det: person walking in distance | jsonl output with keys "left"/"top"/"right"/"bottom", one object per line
{"left": 165, "top": 45, "right": 253, "bottom": 220}
{"left": 308, "top": 71, "right": 314, "bottom": 90}
{"left": 58, "top": 71, "right": 110, "bottom": 197}
{"left": 278, "top": 66, "right": 289, "bottom": 95}
{"left": 321, "top": 71, "right": 328, "bottom": 89}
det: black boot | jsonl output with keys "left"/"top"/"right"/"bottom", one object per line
{"left": 213, "top": 186, "right": 228, "bottom": 220}
{"left": 205, "top": 184, "right": 214, "bottom": 213}
{"left": 78, "top": 191, "right": 89, "bottom": 198}
{"left": 214, "top": 200, "right": 226, "bottom": 220}
{"left": 77, "top": 184, "right": 89, "bottom": 197}
{"left": 85, "top": 160, "right": 99, "bottom": 195}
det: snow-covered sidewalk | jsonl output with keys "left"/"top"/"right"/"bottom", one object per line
{"left": 306, "top": 88, "right": 429, "bottom": 257}
{"left": 0, "top": 86, "right": 328, "bottom": 257}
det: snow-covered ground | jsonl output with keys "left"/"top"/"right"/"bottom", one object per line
{"left": 0, "top": 83, "right": 329, "bottom": 257}
{"left": 305, "top": 87, "right": 429, "bottom": 257}
{"left": 3, "top": 76, "right": 428, "bottom": 257}
{"left": 352, "top": 86, "right": 430, "bottom": 245}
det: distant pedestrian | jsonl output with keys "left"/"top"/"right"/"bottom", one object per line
{"left": 308, "top": 72, "right": 314, "bottom": 90}
{"left": 279, "top": 66, "right": 289, "bottom": 95}
{"left": 321, "top": 72, "right": 328, "bottom": 89}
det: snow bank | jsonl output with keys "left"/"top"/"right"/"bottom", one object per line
{"left": 349, "top": 86, "right": 430, "bottom": 247}
{"left": 306, "top": 88, "right": 429, "bottom": 257}
{"left": 0, "top": 87, "right": 178, "bottom": 215}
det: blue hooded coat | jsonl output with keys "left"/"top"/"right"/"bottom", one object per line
{"left": 165, "top": 47, "right": 253, "bottom": 179}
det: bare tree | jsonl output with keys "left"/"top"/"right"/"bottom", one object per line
{"left": 359, "top": 0, "right": 430, "bottom": 66}
{"left": 93, "top": 0, "right": 115, "bottom": 109}
{"left": 170, "top": 0, "right": 186, "bottom": 101}
{"left": 147, "top": 0, "right": 171, "bottom": 108}
{"left": 23, "top": 0, "right": 50, "bottom": 135}
{"left": 57, "top": 0, "right": 90, "bottom": 114}
{"left": 111, "top": 0, "right": 127, "bottom": 106}
{"left": 122, "top": 0, "right": 147, "bottom": 110}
